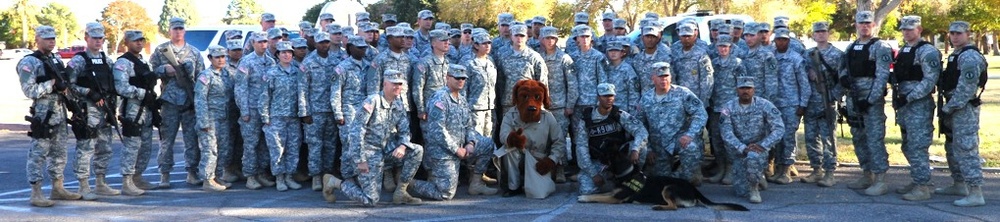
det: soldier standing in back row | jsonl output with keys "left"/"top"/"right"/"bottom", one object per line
{"left": 261, "top": 41, "right": 310, "bottom": 192}
{"left": 707, "top": 34, "right": 745, "bottom": 185}
{"left": 890, "top": 16, "right": 941, "bottom": 201}
{"left": 839, "top": 11, "right": 893, "bottom": 196}
{"left": 236, "top": 32, "right": 277, "bottom": 190}
{"left": 301, "top": 32, "right": 341, "bottom": 191}
{"left": 114, "top": 30, "right": 158, "bottom": 195}
{"left": 935, "top": 21, "right": 987, "bottom": 207}
{"left": 766, "top": 28, "right": 810, "bottom": 185}
{"left": 464, "top": 32, "right": 499, "bottom": 138}
{"left": 497, "top": 24, "right": 548, "bottom": 114}
{"left": 195, "top": 46, "right": 236, "bottom": 192}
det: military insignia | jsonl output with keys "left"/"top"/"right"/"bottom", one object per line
{"left": 198, "top": 74, "right": 209, "bottom": 84}
{"left": 115, "top": 63, "right": 127, "bottom": 71}
{"left": 239, "top": 66, "right": 248, "bottom": 74}
{"left": 299, "top": 64, "right": 306, "bottom": 73}
{"left": 335, "top": 67, "right": 343, "bottom": 74}
{"left": 964, "top": 70, "right": 976, "bottom": 79}
{"left": 22, "top": 65, "right": 31, "bottom": 72}
{"left": 363, "top": 102, "right": 374, "bottom": 112}
{"left": 881, "top": 54, "right": 891, "bottom": 62}
{"left": 721, "top": 108, "right": 729, "bottom": 116}
{"left": 691, "top": 69, "right": 697, "bottom": 76}
{"left": 435, "top": 101, "right": 445, "bottom": 110}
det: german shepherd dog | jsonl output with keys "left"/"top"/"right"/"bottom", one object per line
{"left": 575, "top": 145, "right": 748, "bottom": 211}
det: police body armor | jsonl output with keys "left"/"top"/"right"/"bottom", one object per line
{"left": 24, "top": 51, "right": 79, "bottom": 139}
{"left": 583, "top": 106, "right": 633, "bottom": 177}
{"left": 119, "top": 52, "right": 160, "bottom": 136}
{"left": 841, "top": 38, "right": 881, "bottom": 127}
{"left": 890, "top": 41, "right": 931, "bottom": 108}
{"left": 939, "top": 46, "right": 988, "bottom": 107}
{"left": 71, "top": 51, "right": 116, "bottom": 140}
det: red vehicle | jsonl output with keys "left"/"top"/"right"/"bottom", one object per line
{"left": 58, "top": 45, "right": 85, "bottom": 59}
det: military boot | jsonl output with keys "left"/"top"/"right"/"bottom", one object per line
{"left": 245, "top": 175, "right": 263, "bottom": 190}
{"left": 800, "top": 167, "right": 823, "bottom": 183}
{"left": 383, "top": 170, "right": 397, "bottom": 192}
{"left": 222, "top": 168, "right": 240, "bottom": 183}
{"left": 258, "top": 174, "right": 276, "bottom": 187}
{"left": 817, "top": 170, "right": 837, "bottom": 187}
{"left": 214, "top": 177, "right": 232, "bottom": 188}
{"left": 847, "top": 171, "right": 873, "bottom": 189}
{"left": 902, "top": 184, "right": 931, "bottom": 201}
{"left": 772, "top": 165, "right": 793, "bottom": 184}
{"left": 312, "top": 175, "right": 323, "bottom": 191}
{"left": 95, "top": 174, "right": 121, "bottom": 196}
{"left": 468, "top": 174, "right": 498, "bottom": 195}
{"left": 121, "top": 175, "right": 145, "bottom": 196}
{"left": 133, "top": 175, "right": 154, "bottom": 190}
{"left": 276, "top": 173, "right": 289, "bottom": 191}
{"left": 721, "top": 163, "right": 734, "bottom": 185}
{"left": 392, "top": 182, "right": 422, "bottom": 205}
{"left": 49, "top": 178, "right": 82, "bottom": 200}
{"left": 708, "top": 164, "right": 727, "bottom": 184}
{"left": 788, "top": 164, "right": 799, "bottom": 176}
{"left": 896, "top": 182, "right": 916, "bottom": 194}
{"left": 29, "top": 182, "right": 55, "bottom": 207}
{"left": 748, "top": 186, "right": 762, "bottom": 204}
{"left": 186, "top": 171, "right": 203, "bottom": 185}
{"left": 864, "top": 173, "right": 888, "bottom": 196}
{"left": 284, "top": 174, "right": 302, "bottom": 190}
{"left": 203, "top": 177, "right": 227, "bottom": 192}
{"left": 158, "top": 172, "right": 171, "bottom": 189}
{"left": 76, "top": 178, "right": 99, "bottom": 200}
{"left": 934, "top": 181, "right": 969, "bottom": 196}
{"left": 322, "top": 174, "right": 341, "bottom": 203}
{"left": 953, "top": 185, "right": 985, "bottom": 207}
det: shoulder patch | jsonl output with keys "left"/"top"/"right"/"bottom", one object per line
{"left": 239, "top": 66, "right": 248, "bottom": 74}
{"left": 721, "top": 108, "right": 729, "bottom": 116}
{"left": 363, "top": 101, "right": 374, "bottom": 112}
{"left": 198, "top": 74, "right": 209, "bottom": 84}
{"left": 435, "top": 101, "right": 445, "bottom": 110}
{"left": 335, "top": 66, "right": 343, "bottom": 75}
{"left": 371, "top": 61, "right": 379, "bottom": 69}
{"left": 115, "top": 63, "right": 127, "bottom": 71}
{"left": 22, "top": 65, "right": 31, "bottom": 73}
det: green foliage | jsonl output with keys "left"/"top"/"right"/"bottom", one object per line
{"left": 223, "top": 0, "right": 264, "bottom": 25}
{"left": 949, "top": 0, "right": 1000, "bottom": 32}
{"left": 157, "top": 0, "right": 199, "bottom": 38}
{"left": 102, "top": 0, "right": 157, "bottom": 53}
{"left": 390, "top": 0, "right": 437, "bottom": 24}
{"left": 0, "top": 0, "right": 40, "bottom": 49}
{"left": 302, "top": 0, "right": 333, "bottom": 25}
{"left": 550, "top": 1, "right": 577, "bottom": 36}
{"left": 788, "top": 0, "right": 836, "bottom": 37}
{"left": 877, "top": 9, "right": 900, "bottom": 40}
{"left": 37, "top": 3, "right": 78, "bottom": 49}
{"left": 898, "top": 0, "right": 950, "bottom": 36}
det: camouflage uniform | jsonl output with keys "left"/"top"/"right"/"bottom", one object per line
{"left": 569, "top": 40, "right": 608, "bottom": 114}
{"left": 114, "top": 47, "right": 156, "bottom": 176}
{"left": 839, "top": 37, "right": 892, "bottom": 176}
{"left": 195, "top": 59, "right": 235, "bottom": 180}
{"left": 939, "top": 30, "right": 987, "bottom": 188}
{"left": 631, "top": 43, "right": 671, "bottom": 93}
{"left": 743, "top": 44, "right": 779, "bottom": 103}
{"left": 301, "top": 42, "right": 342, "bottom": 177}
{"left": 771, "top": 34, "right": 811, "bottom": 167}
{"left": 149, "top": 31, "right": 205, "bottom": 176}
{"left": 19, "top": 45, "right": 71, "bottom": 183}
{"left": 720, "top": 94, "right": 784, "bottom": 197}
{"left": 235, "top": 40, "right": 276, "bottom": 177}
{"left": 464, "top": 48, "right": 499, "bottom": 137}
{"left": 491, "top": 13, "right": 515, "bottom": 60}
{"left": 605, "top": 60, "right": 640, "bottom": 114}
{"left": 638, "top": 84, "right": 708, "bottom": 181}
{"left": 67, "top": 50, "right": 117, "bottom": 181}
{"left": 573, "top": 84, "right": 648, "bottom": 194}
{"left": 261, "top": 59, "right": 309, "bottom": 176}
{"left": 332, "top": 52, "right": 376, "bottom": 156}
{"left": 411, "top": 49, "right": 450, "bottom": 116}
{"left": 803, "top": 44, "right": 845, "bottom": 172}
{"left": 496, "top": 42, "right": 548, "bottom": 112}
{"left": 670, "top": 44, "right": 715, "bottom": 106}
{"left": 539, "top": 39, "right": 578, "bottom": 146}
{"left": 709, "top": 39, "right": 746, "bottom": 171}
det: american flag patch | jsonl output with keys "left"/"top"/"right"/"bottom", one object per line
{"left": 22, "top": 65, "right": 31, "bottom": 72}
{"left": 199, "top": 74, "right": 209, "bottom": 84}
{"left": 363, "top": 102, "right": 374, "bottom": 112}
{"left": 435, "top": 101, "right": 445, "bottom": 109}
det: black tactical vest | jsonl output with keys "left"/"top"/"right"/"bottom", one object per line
{"left": 939, "top": 46, "right": 987, "bottom": 92}
{"left": 28, "top": 51, "right": 66, "bottom": 83}
{"left": 584, "top": 106, "right": 629, "bottom": 164}
{"left": 119, "top": 53, "right": 155, "bottom": 91}
{"left": 846, "top": 38, "right": 879, "bottom": 78}
{"left": 75, "top": 52, "right": 115, "bottom": 95}
{"left": 893, "top": 41, "right": 931, "bottom": 82}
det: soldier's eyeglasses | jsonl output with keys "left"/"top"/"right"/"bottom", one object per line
{"left": 452, "top": 77, "right": 467, "bottom": 81}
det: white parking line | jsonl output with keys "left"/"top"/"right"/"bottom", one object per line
{"left": 0, "top": 161, "right": 187, "bottom": 198}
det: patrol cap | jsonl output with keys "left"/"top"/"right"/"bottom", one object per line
{"left": 299, "top": 21, "right": 313, "bottom": 31}
{"left": 396, "top": 22, "right": 412, "bottom": 29}
{"left": 280, "top": 28, "right": 290, "bottom": 36}
{"left": 679, "top": 18, "right": 697, "bottom": 27}
{"left": 597, "top": 83, "right": 616, "bottom": 96}
{"left": 511, "top": 24, "right": 528, "bottom": 36}
{"left": 261, "top": 13, "right": 276, "bottom": 22}
{"left": 429, "top": 29, "right": 450, "bottom": 41}
{"left": 384, "top": 69, "right": 406, "bottom": 83}
{"left": 169, "top": 17, "right": 186, "bottom": 29}
{"left": 382, "top": 14, "right": 397, "bottom": 23}
{"left": 267, "top": 28, "right": 283, "bottom": 39}
{"left": 364, "top": 22, "right": 380, "bottom": 32}
{"left": 813, "top": 21, "right": 830, "bottom": 32}
{"left": 737, "top": 76, "right": 755, "bottom": 88}
{"left": 652, "top": 62, "right": 671, "bottom": 76}
{"left": 251, "top": 32, "right": 268, "bottom": 42}
{"left": 472, "top": 28, "right": 488, "bottom": 35}
{"left": 319, "top": 13, "right": 335, "bottom": 21}
{"left": 291, "top": 38, "right": 308, "bottom": 48}
{"left": 402, "top": 26, "right": 416, "bottom": 37}
{"left": 473, "top": 32, "right": 492, "bottom": 44}
{"left": 641, "top": 25, "right": 661, "bottom": 36}
{"left": 449, "top": 28, "right": 461, "bottom": 38}
{"left": 678, "top": 23, "right": 696, "bottom": 36}
{"left": 524, "top": 19, "right": 534, "bottom": 25}
{"left": 540, "top": 26, "right": 558, "bottom": 38}
{"left": 326, "top": 24, "right": 343, "bottom": 34}
{"left": 743, "top": 22, "right": 758, "bottom": 34}
{"left": 347, "top": 35, "right": 368, "bottom": 47}
{"left": 773, "top": 16, "right": 790, "bottom": 28}
{"left": 356, "top": 12, "right": 371, "bottom": 22}
{"left": 717, "top": 23, "right": 732, "bottom": 35}
{"left": 461, "top": 23, "right": 474, "bottom": 32}
{"left": 124, "top": 30, "right": 145, "bottom": 41}
{"left": 855, "top": 11, "right": 874, "bottom": 23}
{"left": 498, "top": 13, "right": 514, "bottom": 26}
{"left": 639, "top": 18, "right": 654, "bottom": 29}
{"left": 571, "top": 24, "right": 592, "bottom": 38}
{"left": 645, "top": 12, "right": 659, "bottom": 20}
{"left": 303, "top": 28, "right": 317, "bottom": 37}
{"left": 602, "top": 12, "right": 616, "bottom": 21}
{"left": 224, "top": 29, "right": 243, "bottom": 40}
{"left": 35, "top": 26, "right": 56, "bottom": 39}
{"left": 226, "top": 39, "right": 244, "bottom": 50}
{"left": 613, "top": 19, "right": 627, "bottom": 29}
{"left": 418, "top": 10, "right": 434, "bottom": 20}
{"left": 716, "top": 34, "right": 733, "bottom": 46}
{"left": 341, "top": 26, "right": 355, "bottom": 35}
{"left": 899, "top": 16, "right": 921, "bottom": 30}
{"left": 574, "top": 12, "right": 590, "bottom": 24}
{"left": 615, "top": 36, "right": 632, "bottom": 47}
{"left": 276, "top": 41, "right": 293, "bottom": 51}
{"left": 207, "top": 45, "right": 227, "bottom": 57}
{"left": 84, "top": 22, "right": 105, "bottom": 38}
{"left": 606, "top": 40, "right": 624, "bottom": 51}
{"left": 314, "top": 32, "right": 331, "bottom": 43}
{"left": 709, "top": 19, "right": 723, "bottom": 30}
{"left": 386, "top": 26, "right": 404, "bottom": 37}
{"left": 773, "top": 28, "right": 791, "bottom": 39}
{"left": 447, "top": 64, "right": 467, "bottom": 78}
{"left": 732, "top": 19, "right": 745, "bottom": 29}
{"left": 533, "top": 16, "right": 547, "bottom": 25}
{"left": 949, "top": 21, "right": 970, "bottom": 33}
{"left": 435, "top": 22, "right": 451, "bottom": 31}
{"left": 757, "top": 22, "right": 771, "bottom": 32}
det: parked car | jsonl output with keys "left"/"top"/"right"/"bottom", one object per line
{"left": 58, "top": 45, "right": 86, "bottom": 59}
{"left": 0, "top": 48, "right": 32, "bottom": 60}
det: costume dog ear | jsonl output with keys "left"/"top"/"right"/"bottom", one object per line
{"left": 538, "top": 81, "right": 552, "bottom": 109}
{"left": 512, "top": 79, "right": 527, "bottom": 106}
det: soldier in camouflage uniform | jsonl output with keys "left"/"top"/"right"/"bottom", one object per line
{"left": 262, "top": 41, "right": 310, "bottom": 191}
{"left": 464, "top": 32, "right": 498, "bottom": 138}
{"left": 537, "top": 25, "right": 578, "bottom": 145}
{"left": 195, "top": 46, "right": 235, "bottom": 191}
{"left": 413, "top": 10, "right": 436, "bottom": 59}
{"left": 236, "top": 32, "right": 277, "bottom": 189}
{"left": 114, "top": 30, "right": 157, "bottom": 195}
{"left": 527, "top": 17, "right": 545, "bottom": 51}
{"left": 564, "top": 13, "right": 594, "bottom": 55}
{"left": 244, "top": 13, "right": 277, "bottom": 54}
{"left": 323, "top": 70, "right": 424, "bottom": 206}
{"left": 671, "top": 23, "right": 714, "bottom": 183}
{"left": 742, "top": 23, "right": 778, "bottom": 104}
{"left": 301, "top": 32, "right": 341, "bottom": 191}
{"left": 67, "top": 23, "right": 119, "bottom": 199}
{"left": 457, "top": 24, "right": 475, "bottom": 61}
{"left": 604, "top": 40, "right": 640, "bottom": 114}
{"left": 714, "top": 24, "right": 747, "bottom": 60}
{"left": 935, "top": 21, "right": 987, "bottom": 207}
{"left": 720, "top": 76, "right": 784, "bottom": 204}
{"left": 766, "top": 28, "right": 811, "bottom": 185}
{"left": 707, "top": 35, "right": 745, "bottom": 184}
{"left": 731, "top": 19, "right": 749, "bottom": 54}
{"left": 332, "top": 35, "right": 378, "bottom": 188}
{"left": 370, "top": 27, "right": 415, "bottom": 191}
{"left": 633, "top": 25, "right": 671, "bottom": 94}
{"left": 672, "top": 19, "right": 712, "bottom": 52}
{"left": 888, "top": 16, "right": 941, "bottom": 200}
{"left": 361, "top": 22, "right": 382, "bottom": 62}
{"left": 149, "top": 17, "right": 205, "bottom": 188}
{"left": 839, "top": 11, "right": 893, "bottom": 196}
{"left": 20, "top": 25, "right": 83, "bottom": 207}
{"left": 802, "top": 21, "right": 845, "bottom": 187}
{"left": 637, "top": 62, "right": 708, "bottom": 184}
{"left": 497, "top": 24, "right": 548, "bottom": 114}
{"left": 773, "top": 16, "right": 806, "bottom": 56}
{"left": 264, "top": 28, "right": 284, "bottom": 60}
{"left": 326, "top": 24, "right": 348, "bottom": 61}
{"left": 412, "top": 30, "right": 452, "bottom": 122}
{"left": 378, "top": 14, "right": 398, "bottom": 51}
{"left": 573, "top": 83, "right": 648, "bottom": 195}
{"left": 412, "top": 65, "right": 498, "bottom": 199}
{"left": 757, "top": 23, "right": 775, "bottom": 52}
{"left": 492, "top": 13, "right": 515, "bottom": 59}
{"left": 291, "top": 37, "right": 309, "bottom": 63}
{"left": 318, "top": 13, "right": 335, "bottom": 33}
{"left": 222, "top": 39, "right": 245, "bottom": 183}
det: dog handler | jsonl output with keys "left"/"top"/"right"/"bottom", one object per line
{"left": 573, "top": 83, "right": 648, "bottom": 195}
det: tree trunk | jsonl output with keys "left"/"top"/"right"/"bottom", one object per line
{"left": 856, "top": 0, "right": 903, "bottom": 31}
{"left": 991, "top": 31, "right": 999, "bottom": 56}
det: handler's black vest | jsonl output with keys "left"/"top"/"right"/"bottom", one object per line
{"left": 893, "top": 41, "right": 931, "bottom": 82}
{"left": 119, "top": 53, "right": 155, "bottom": 91}
{"left": 75, "top": 52, "right": 115, "bottom": 96}
{"left": 583, "top": 106, "right": 629, "bottom": 164}
{"left": 846, "top": 38, "right": 880, "bottom": 78}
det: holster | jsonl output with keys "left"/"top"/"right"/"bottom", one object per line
{"left": 119, "top": 115, "right": 141, "bottom": 137}
{"left": 69, "top": 117, "right": 97, "bottom": 140}
{"left": 24, "top": 112, "right": 53, "bottom": 139}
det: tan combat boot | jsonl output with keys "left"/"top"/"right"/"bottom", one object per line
{"left": 896, "top": 182, "right": 916, "bottom": 194}
{"left": 29, "top": 182, "right": 55, "bottom": 207}
{"left": 817, "top": 170, "right": 837, "bottom": 187}
{"left": 257, "top": 174, "right": 276, "bottom": 187}
{"left": 748, "top": 185, "right": 762, "bottom": 204}
{"left": 392, "top": 182, "right": 422, "bottom": 205}
{"left": 312, "top": 175, "right": 323, "bottom": 191}
{"left": 214, "top": 177, "right": 232, "bottom": 188}
{"left": 864, "top": 173, "right": 888, "bottom": 196}
{"left": 222, "top": 168, "right": 240, "bottom": 183}
{"left": 284, "top": 174, "right": 302, "bottom": 190}
{"left": 76, "top": 178, "right": 99, "bottom": 200}
{"left": 203, "top": 177, "right": 227, "bottom": 192}
{"left": 121, "top": 175, "right": 145, "bottom": 196}
{"left": 482, "top": 174, "right": 497, "bottom": 185}
{"left": 772, "top": 165, "right": 793, "bottom": 184}
{"left": 800, "top": 167, "right": 823, "bottom": 183}
{"left": 721, "top": 163, "right": 734, "bottom": 185}
{"left": 468, "top": 174, "right": 498, "bottom": 195}
{"left": 382, "top": 171, "right": 397, "bottom": 192}
{"left": 245, "top": 174, "right": 262, "bottom": 190}
{"left": 49, "top": 178, "right": 82, "bottom": 200}
{"left": 158, "top": 172, "right": 171, "bottom": 189}
{"left": 902, "top": 184, "right": 931, "bottom": 201}
{"left": 708, "top": 164, "right": 727, "bottom": 184}
{"left": 934, "top": 181, "right": 969, "bottom": 196}
{"left": 186, "top": 171, "right": 203, "bottom": 185}
{"left": 276, "top": 174, "right": 289, "bottom": 191}
{"left": 133, "top": 175, "right": 154, "bottom": 190}
{"left": 95, "top": 174, "right": 121, "bottom": 196}
{"left": 953, "top": 185, "right": 985, "bottom": 207}
{"left": 322, "top": 174, "right": 341, "bottom": 203}
{"left": 847, "top": 171, "right": 873, "bottom": 189}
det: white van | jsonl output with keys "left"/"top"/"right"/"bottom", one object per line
{"left": 183, "top": 25, "right": 301, "bottom": 65}
{"left": 314, "top": 0, "right": 368, "bottom": 29}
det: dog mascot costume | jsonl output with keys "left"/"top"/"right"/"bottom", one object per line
{"left": 498, "top": 80, "right": 566, "bottom": 199}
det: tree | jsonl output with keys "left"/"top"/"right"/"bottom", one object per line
{"left": 157, "top": 0, "right": 199, "bottom": 38}
{"left": 365, "top": 0, "right": 393, "bottom": 24}
{"left": 302, "top": 0, "right": 333, "bottom": 25}
{"left": 660, "top": 0, "right": 699, "bottom": 16}
{"left": 222, "top": 0, "right": 264, "bottom": 25}
{"left": 899, "top": 0, "right": 951, "bottom": 39}
{"left": 788, "top": 0, "right": 836, "bottom": 39}
{"left": 609, "top": 0, "right": 659, "bottom": 33}
{"left": 391, "top": 0, "right": 437, "bottom": 24}
{"left": 103, "top": 0, "right": 157, "bottom": 53}
{"left": 0, "top": 0, "right": 40, "bottom": 48}
{"left": 700, "top": 0, "right": 733, "bottom": 14}
{"left": 433, "top": 0, "right": 552, "bottom": 32}
{"left": 37, "top": 3, "right": 79, "bottom": 48}
{"left": 949, "top": 0, "right": 1000, "bottom": 52}
{"left": 856, "top": 0, "right": 902, "bottom": 31}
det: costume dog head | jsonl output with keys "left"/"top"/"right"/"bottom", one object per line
{"left": 512, "top": 79, "right": 551, "bottom": 123}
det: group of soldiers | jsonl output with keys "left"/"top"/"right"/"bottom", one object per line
{"left": 17, "top": 8, "right": 986, "bottom": 208}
